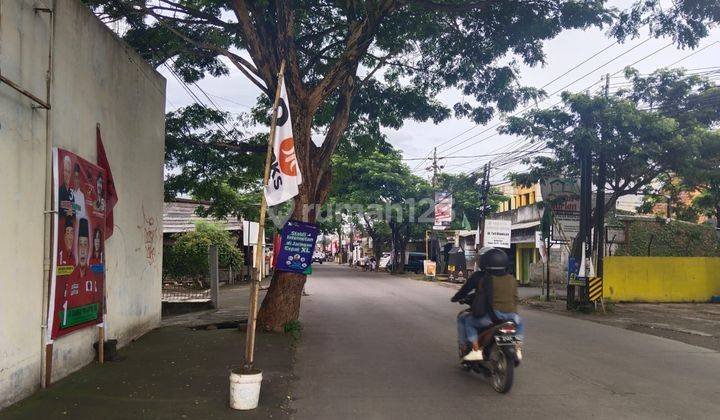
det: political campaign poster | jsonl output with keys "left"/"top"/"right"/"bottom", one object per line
{"left": 433, "top": 191, "right": 452, "bottom": 230}
{"left": 483, "top": 219, "right": 512, "bottom": 248}
{"left": 276, "top": 220, "right": 320, "bottom": 274}
{"left": 48, "top": 148, "right": 106, "bottom": 340}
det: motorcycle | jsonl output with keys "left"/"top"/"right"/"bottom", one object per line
{"left": 457, "top": 294, "right": 522, "bottom": 393}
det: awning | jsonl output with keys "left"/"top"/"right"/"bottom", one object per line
{"left": 511, "top": 220, "right": 540, "bottom": 230}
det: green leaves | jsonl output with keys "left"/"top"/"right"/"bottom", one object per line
{"left": 164, "top": 104, "right": 265, "bottom": 219}
{"left": 505, "top": 68, "right": 720, "bottom": 218}
{"left": 163, "top": 221, "right": 243, "bottom": 280}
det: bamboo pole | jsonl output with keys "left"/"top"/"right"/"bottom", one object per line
{"left": 98, "top": 326, "right": 105, "bottom": 364}
{"left": 244, "top": 60, "right": 286, "bottom": 370}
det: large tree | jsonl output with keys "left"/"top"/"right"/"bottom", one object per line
{"left": 505, "top": 69, "right": 720, "bottom": 253}
{"left": 86, "top": 0, "right": 720, "bottom": 330}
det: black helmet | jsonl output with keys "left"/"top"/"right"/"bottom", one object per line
{"left": 479, "top": 247, "right": 508, "bottom": 275}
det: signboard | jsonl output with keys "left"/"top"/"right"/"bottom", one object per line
{"left": 566, "top": 257, "right": 585, "bottom": 286}
{"left": 540, "top": 177, "right": 580, "bottom": 202}
{"left": 433, "top": 191, "right": 452, "bottom": 230}
{"left": 539, "top": 178, "right": 581, "bottom": 243}
{"left": 276, "top": 220, "right": 320, "bottom": 274}
{"left": 242, "top": 220, "right": 260, "bottom": 245}
{"left": 423, "top": 260, "right": 437, "bottom": 277}
{"left": 588, "top": 277, "right": 603, "bottom": 301}
{"left": 483, "top": 219, "right": 511, "bottom": 248}
{"left": 49, "top": 148, "right": 106, "bottom": 340}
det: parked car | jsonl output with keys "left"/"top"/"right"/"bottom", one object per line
{"left": 405, "top": 252, "right": 426, "bottom": 274}
{"left": 312, "top": 251, "right": 325, "bottom": 264}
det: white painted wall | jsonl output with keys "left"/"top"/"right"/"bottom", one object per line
{"left": 0, "top": 0, "right": 166, "bottom": 409}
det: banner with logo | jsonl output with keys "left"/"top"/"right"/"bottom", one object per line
{"left": 433, "top": 191, "right": 452, "bottom": 230}
{"left": 48, "top": 148, "right": 106, "bottom": 340}
{"left": 265, "top": 80, "right": 302, "bottom": 206}
{"left": 276, "top": 220, "right": 320, "bottom": 274}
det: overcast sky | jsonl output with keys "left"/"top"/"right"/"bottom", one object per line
{"left": 160, "top": 2, "right": 720, "bottom": 185}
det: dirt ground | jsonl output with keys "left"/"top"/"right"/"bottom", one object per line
{"left": 523, "top": 298, "right": 720, "bottom": 351}
{"left": 0, "top": 327, "right": 295, "bottom": 420}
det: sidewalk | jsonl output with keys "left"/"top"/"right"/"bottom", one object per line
{"left": 525, "top": 298, "right": 720, "bottom": 351}
{"left": 1, "top": 281, "right": 293, "bottom": 420}
{"left": 162, "top": 279, "right": 270, "bottom": 328}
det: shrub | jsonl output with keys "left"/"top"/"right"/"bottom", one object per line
{"left": 615, "top": 218, "right": 720, "bottom": 257}
{"left": 163, "top": 221, "right": 243, "bottom": 281}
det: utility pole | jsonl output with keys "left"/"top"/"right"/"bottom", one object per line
{"left": 595, "top": 73, "right": 610, "bottom": 279}
{"left": 428, "top": 147, "right": 443, "bottom": 188}
{"left": 475, "top": 163, "right": 491, "bottom": 270}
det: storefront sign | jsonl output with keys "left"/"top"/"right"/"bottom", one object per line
{"left": 48, "top": 149, "right": 106, "bottom": 340}
{"left": 276, "top": 220, "right": 320, "bottom": 274}
{"left": 483, "top": 219, "right": 511, "bottom": 248}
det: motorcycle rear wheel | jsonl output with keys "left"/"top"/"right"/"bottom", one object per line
{"left": 489, "top": 346, "right": 514, "bottom": 393}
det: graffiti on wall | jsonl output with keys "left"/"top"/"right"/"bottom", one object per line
{"left": 137, "top": 205, "right": 158, "bottom": 266}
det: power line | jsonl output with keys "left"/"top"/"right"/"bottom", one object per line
{"left": 430, "top": 41, "right": 625, "bottom": 157}
{"left": 437, "top": 37, "right": 654, "bottom": 156}
{"left": 441, "top": 38, "right": 701, "bottom": 162}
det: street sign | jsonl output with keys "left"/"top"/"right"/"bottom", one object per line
{"left": 483, "top": 219, "right": 511, "bottom": 248}
{"left": 588, "top": 277, "right": 603, "bottom": 301}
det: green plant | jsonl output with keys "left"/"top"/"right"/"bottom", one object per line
{"left": 614, "top": 219, "right": 720, "bottom": 257}
{"left": 283, "top": 320, "right": 303, "bottom": 342}
{"left": 163, "top": 221, "right": 243, "bottom": 282}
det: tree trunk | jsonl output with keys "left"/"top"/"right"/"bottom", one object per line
{"left": 256, "top": 270, "right": 306, "bottom": 332}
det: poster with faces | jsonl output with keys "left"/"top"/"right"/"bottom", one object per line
{"left": 48, "top": 148, "right": 106, "bottom": 340}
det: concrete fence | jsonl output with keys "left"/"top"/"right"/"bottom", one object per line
{"left": 604, "top": 256, "right": 720, "bottom": 302}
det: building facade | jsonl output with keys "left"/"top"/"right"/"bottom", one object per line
{"left": 0, "top": 1, "right": 165, "bottom": 408}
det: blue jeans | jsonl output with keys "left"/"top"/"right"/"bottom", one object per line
{"left": 456, "top": 311, "right": 524, "bottom": 345}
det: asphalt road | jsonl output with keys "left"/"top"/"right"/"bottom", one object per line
{"left": 291, "top": 264, "right": 720, "bottom": 420}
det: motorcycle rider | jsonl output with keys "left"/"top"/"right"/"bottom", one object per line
{"left": 451, "top": 247, "right": 523, "bottom": 361}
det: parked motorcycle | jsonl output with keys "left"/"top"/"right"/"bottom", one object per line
{"left": 457, "top": 294, "right": 522, "bottom": 393}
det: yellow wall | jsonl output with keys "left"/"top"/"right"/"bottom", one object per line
{"left": 604, "top": 257, "right": 720, "bottom": 302}
{"left": 499, "top": 183, "right": 540, "bottom": 212}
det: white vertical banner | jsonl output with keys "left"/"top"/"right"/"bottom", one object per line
{"left": 265, "top": 80, "right": 302, "bottom": 206}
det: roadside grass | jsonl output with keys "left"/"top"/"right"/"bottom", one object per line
{"left": 284, "top": 320, "right": 303, "bottom": 343}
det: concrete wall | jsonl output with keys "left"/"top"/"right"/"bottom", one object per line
{"left": 604, "top": 257, "right": 720, "bottom": 302}
{"left": 0, "top": 0, "right": 165, "bottom": 408}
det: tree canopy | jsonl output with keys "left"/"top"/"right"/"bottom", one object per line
{"left": 504, "top": 69, "right": 720, "bottom": 217}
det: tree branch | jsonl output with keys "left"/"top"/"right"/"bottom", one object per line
{"left": 231, "top": 0, "right": 278, "bottom": 92}
{"left": 308, "top": 0, "right": 398, "bottom": 111}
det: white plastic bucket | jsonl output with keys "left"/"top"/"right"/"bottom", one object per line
{"left": 229, "top": 369, "right": 263, "bottom": 410}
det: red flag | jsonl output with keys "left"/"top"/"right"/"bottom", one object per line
{"left": 96, "top": 125, "right": 118, "bottom": 238}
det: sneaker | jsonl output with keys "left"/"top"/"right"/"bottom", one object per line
{"left": 462, "top": 349, "right": 484, "bottom": 361}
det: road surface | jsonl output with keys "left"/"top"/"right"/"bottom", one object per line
{"left": 291, "top": 264, "right": 720, "bottom": 419}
